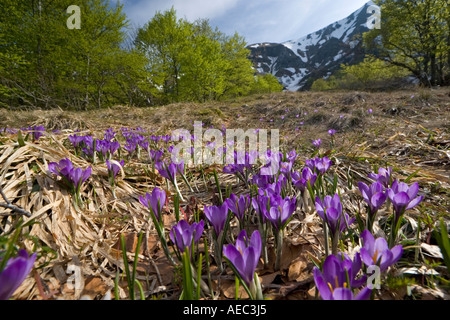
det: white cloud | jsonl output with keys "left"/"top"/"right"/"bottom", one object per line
{"left": 123, "top": 0, "right": 240, "bottom": 27}
{"left": 121, "top": 0, "right": 370, "bottom": 43}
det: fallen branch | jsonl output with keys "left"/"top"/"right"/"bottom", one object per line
{"left": 0, "top": 186, "right": 31, "bottom": 217}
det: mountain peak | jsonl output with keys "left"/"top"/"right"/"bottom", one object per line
{"left": 247, "top": 1, "right": 376, "bottom": 91}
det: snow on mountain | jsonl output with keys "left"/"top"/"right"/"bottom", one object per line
{"left": 247, "top": 1, "right": 376, "bottom": 91}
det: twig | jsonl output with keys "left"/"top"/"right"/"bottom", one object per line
{"left": 0, "top": 186, "right": 31, "bottom": 217}
{"left": 0, "top": 187, "right": 11, "bottom": 204}
{"left": 0, "top": 203, "right": 32, "bottom": 217}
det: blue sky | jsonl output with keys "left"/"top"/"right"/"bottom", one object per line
{"left": 119, "top": 0, "right": 370, "bottom": 45}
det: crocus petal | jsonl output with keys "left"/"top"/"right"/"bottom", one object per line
{"left": 249, "top": 230, "right": 262, "bottom": 264}
{"left": 194, "top": 220, "right": 204, "bottom": 243}
{"left": 354, "top": 286, "right": 372, "bottom": 300}
{"left": 406, "top": 195, "right": 423, "bottom": 211}
{"left": 390, "top": 245, "right": 403, "bottom": 265}
{"left": 379, "top": 249, "right": 394, "bottom": 272}
{"left": 358, "top": 182, "right": 370, "bottom": 203}
{"left": 371, "top": 192, "right": 387, "bottom": 212}
{"left": 313, "top": 268, "right": 333, "bottom": 300}
{"left": 360, "top": 248, "right": 375, "bottom": 267}
{"left": 361, "top": 230, "right": 375, "bottom": 256}
{"left": 332, "top": 288, "right": 354, "bottom": 300}
{"left": 407, "top": 182, "right": 419, "bottom": 200}
{"left": 0, "top": 250, "right": 36, "bottom": 300}
{"left": 235, "top": 229, "right": 249, "bottom": 254}
{"left": 373, "top": 237, "right": 389, "bottom": 255}
{"left": 242, "top": 247, "right": 257, "bottom": 285}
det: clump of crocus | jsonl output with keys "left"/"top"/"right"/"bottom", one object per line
{"left": 140, "top": 188, "right": 174, "bottom": 265}
{"left": 204, "top": 202, "right": 230, "bottom": 271}
{"left": 292, "top": 167, "right": 317, "bottom": 193}
{"left": 266, "top": 195, "right": 296, "bottom": 271}
{"left": 156, "top": 159, "right": 186, "bottom": 201}
{"left": 225, "top": 193, "right": 250, "bottom": 230}
{"left": 170, "top": 220, "right": 204, "bottom": 257}
{"left": 27, "top": 125, "right": 45, "bottom": 142}
{"left": 223, "top": 229, "right": 263, "bottom": 300}
{"left": 48, "top": 158, "right": 91, "bottom": 207}
{"left": 315, "top": 194, "right": 355, "bottom": 256}
{"left": 251, "top": 191, "right": 271, "bottom": 267}
{"left": 0, "top": 249, "right": 36, "bottom": 300}
{"left": 313, "top": 252, "right": 371, "bottom": 300}
{"left": 360, "top": 230, "right": 403, "bottom": 272}
{"left": 368, "top": 167, "right": 394, "bottom": 188}
{"left": 140, "top": 187, "right": 166, "bottom": 223}
{"left": 357, "top": 181, "right": 387, "bottom": 232}
{"left": 106, "top": 159, "right": 124, "bottom": 187}
{"left": 328, "top": 129, "right": 337, "bottom": 148}
{"left": 306, "top": 156, "right": 332, "bottom": 175}
{"left": 312, "top": 138, "right": 322, "bottom": 149}
{"left": 292, "top": 167, "right": 318, "bottom": 213}
{"left": 387, "top": 180, "right": 423, "bottom": 246}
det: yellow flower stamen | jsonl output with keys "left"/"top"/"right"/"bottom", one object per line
{"left": 372, "top": 250, "right": 379, "bottom": 264}
{"left": 328, "top": 282, "right": 334, "bottom": 294}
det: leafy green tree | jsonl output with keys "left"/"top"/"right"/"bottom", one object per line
{"left": 135, "top": 8, "right": 193, "bottom": 103}
{"left": 220, "top": 33, "right": 255, "bottom": 98}
{"left": 134, "top": 8, "right": 278, "bottom": 103}
{"left": 364, "top": 0, "right": 449, "bottom": 86}
{"left": 0, "top": 0, "right": 148, "bottom": 109}
{"left": 249, "top": 74, "right": 284, "bottom": 94}
{"left": 311, "top": 57, "right": 410, "bottom": 91}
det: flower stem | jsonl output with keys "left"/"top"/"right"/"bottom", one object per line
{"left": 323, "top": 221, "right": 330, "bottom": 257}
{"left": 275, "top": 229, "right": 283, "bottom": 271}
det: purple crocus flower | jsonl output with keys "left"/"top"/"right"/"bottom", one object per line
{"left": 387, "top": 180, "right": 423, "bottom": 223}
{"left": 109, "top": 141, "right": 120, "bottom": 156}
{"left": 312, "top": 139, "right": 322, "bottom": 148}
{"left": 106, "top": 159, "right": 124, "bottom": 180}
{"left": 286, "top": 150, "right": 297, "bottom": 165}
{"left": 155, "top": 160, "right": 178, "bottom": 181}
{"left": 313, "top": 253, "right": 370, "bottom": 300}
{"left": 97, "top": 140, "right": 111, "bottom": 159}
{"left": 149, "top": 148, "right": 163, "bottom": 163}
{"left": 306, "top": 157, "right": 332, "bottom": 174}
{"left": 139, "top": 187, "right": 166, "bottom": 222}
{"left": 225, "top": 193, "right": 250, "bottom": 222}
{"left": 169, "top": 220, "right": 204, "bottom": 253}
{"left": 265, "top": 196, "right": 296, "bottom": 231}
{"left": 360, "top": 230, "right": 403, "bottom": 272}
{"left": 223, "top": 229, "right": 261, "bottom": 286}
{"left": 292, "top": 167, "right": 317, "bottom": 192}
{"left": 204, "top": 203, "right": 229, "bottom": 236}
{"left": 251, "top": 194, "right": 269, "bottom": 223}
{"left": 48, "top": 158, "right": 91, "bottom": 193}
{"left": 48, "top": 158, "right": 74, "bottom": 182}
{"left": 279, "top": 161, "right": 292, "bottom": 177}
{"left": 30, "top": 125, "right": 45, "bottom": 141}
{"left": 368, "top": 167, "right": 393, "bottom": 188}
{"left": 0, "top": 249, "right": 37, "bottom": 300}
{"left": 315, "top": 157, "right": 332, "bottom": 175}
{"left": 104, "top": 128, "right": 116, "bottom": 141}
{"left": 328, "top": 129, "right": 337, "bottom": 136}
{"left": 124, "top": 141, "right": 137, "bottom": 155}
{"left": 71, "top": 167, "right": 92, "bottom": 189}
{"left": 358, "top": 181, "right": 387, "bottom": 216}
{"left": 315, "top": 194, "right": 355, "bottom": 236}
